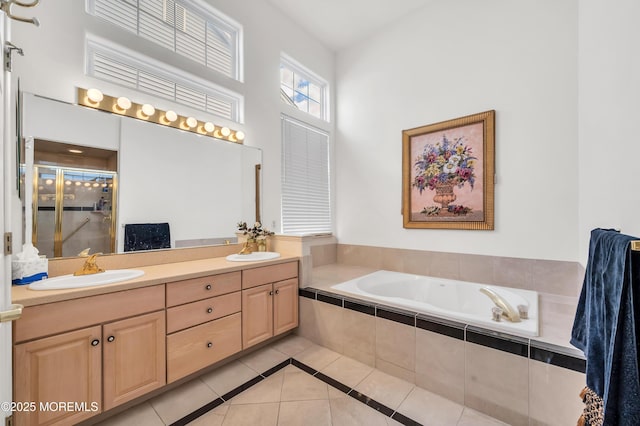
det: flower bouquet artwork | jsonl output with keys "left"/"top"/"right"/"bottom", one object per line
{"left": 402, "top": 110, "right": 495, "bottom": 230}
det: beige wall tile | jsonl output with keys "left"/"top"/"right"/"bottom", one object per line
{"left": 337, "top": 245, "right": 383, "bottom": 268}
{"left": 375, "top": 358, "right": 416, "bottom": 384}
{"left": 465, "top": 342, "right": 529, "bottom": 426}
{"left": 492, "top": 257, "right": 533, "bottom": 290}
{"left": 310, "top": 244, "right": 337, "bottom": 267}
{"left": 375, "top": 317, "right": 416, "bottom": 372}
{"left": 531, "top": 259, "right": 582, "bottom": 297}
{"left": 297, "top": 297, "right": 320, "bottom": 343}
{"left": 415, "top": 329, "right": 465, "bottom": 405}
{"left": 342, "top": 309, "right": 376, "bottom": 366}
{"left": 459, "top": 253, "right": 495, "bottom": 284}
{"left": 426, "top": 251, "right": 460, "bottom": 279}
{"left": 379, "top": 248, "right": 406, "bottom": 272}
{"left": 314, "top": 302, "right": 345, "bottom": 353}
{"left": 529, "top": 360, "right": 585, "bottom": 426}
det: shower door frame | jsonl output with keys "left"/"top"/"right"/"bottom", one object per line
{"left": 32, "top": 165, "right": 118, "bottom": 257}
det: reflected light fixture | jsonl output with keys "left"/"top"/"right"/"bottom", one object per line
{"left": 116, "top": 96, "right": 132, "bottom": 111}
{"left": 45, "top": 179, "right": 53, "bottom": 185}
{"left": 141, "top": 103, "right": 155, "bottom": 117}
{"left": 186, "top": 117, "right": 198, "bottom": 128}
{"left": 75, "top": 181, "right": 81, "bottom": 186}
{"left": 86, "top": 88, "right": 103, "bottom": 104}
{"left": 220, "top": 127, "right": 231, "bottom": 137}
{"left": 68, "top": 148, "right": 83, "bottom": 154}
{"left": 235, "top": 131, "right": 245, "bottom": 141}
{"left": 84, "top": 182, "right": 91, "bottom": 187}
{"left": 65, "top": 180, "right": 72, "bottom": 186}
{"left": 204, "top": 122, "right": 215, "bottom": 133}
{"left": 164, "top": 110, "right": 178, "bottom": 123}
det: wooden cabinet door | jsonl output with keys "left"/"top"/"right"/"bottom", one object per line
{"left": 242, "top": 283, "right": 273, "bottom": 348}
{"left": 13, "top": 326, "right": 102, "bottom": 426}
{"left": 273, "top": 278, "right": 299, "bottom": 336}
{"left": 102, "top": 310, "right": 166, "bottom": 410}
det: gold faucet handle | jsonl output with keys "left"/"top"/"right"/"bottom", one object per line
{"left": 74, "top": 253, "right": 105, "bottom": 276}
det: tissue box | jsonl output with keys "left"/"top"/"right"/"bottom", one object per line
{"left": 12, "top": 256, "right": 48, "bottom": 285}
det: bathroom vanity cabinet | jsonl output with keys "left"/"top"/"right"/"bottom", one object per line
{"left": 242, "top": 262, "right": 299, "bottom": 348}
{"left": 13, "top": 285, "right": 166, "bottom": 426}
{"left": 11, "top": 257, "right": 299, "bottom": 426}
{"left": 166, "top": 272, "right": 242, "bottom": 383}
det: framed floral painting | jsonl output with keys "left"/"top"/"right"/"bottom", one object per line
{"left": 402, "top": 110, "right": 495, "bottom": 230}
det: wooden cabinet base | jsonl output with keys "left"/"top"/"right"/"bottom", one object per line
{"left": 167, "top": 313, "right": 242, "bottom": 383}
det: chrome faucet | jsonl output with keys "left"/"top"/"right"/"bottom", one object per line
{"left": 480, "top": 287, "right": 521, "bottom": 322}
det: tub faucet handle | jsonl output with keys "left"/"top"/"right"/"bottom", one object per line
{"left": 480, "top": 287, "right": 521, "bottom": 323}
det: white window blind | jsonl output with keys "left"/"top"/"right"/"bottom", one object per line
{"left": 86, "top": 38, "right": 242, "bottom": 122}
{"left": 87, "top": 0, "right": 241, "bottom": 81}
{"left": 281, "top": 116, "right": 331, "bottom": 235}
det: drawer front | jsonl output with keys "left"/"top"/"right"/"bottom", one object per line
{"left": 166, "top": 271, "right": 241, "bottom": 307}
{"left": 167, "top": 312, "right": 242, "bottom": 383}
{"left": 242, "top": 261, "right": 298, "bottom": 289}
{"left": 14, "top": 285, "right": 165, "bottom": 343}
{"left": 166, "top": 292, "right": 241, "bottom": 333}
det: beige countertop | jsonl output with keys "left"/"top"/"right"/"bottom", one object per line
{"left": 13, "top": 254, "right": 300, "bottom": 307}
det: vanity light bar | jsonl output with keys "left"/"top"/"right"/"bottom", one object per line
{"left": 77, "top": 88, "right": 246, "bottom": 144}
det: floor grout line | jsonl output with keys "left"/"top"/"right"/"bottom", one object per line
{"left": 167, "top": 355, "right": 425, "bottom": 426}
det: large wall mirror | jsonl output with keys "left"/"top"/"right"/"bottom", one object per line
{"left": 22, "top": 93, "right": 261, "bottom": 259}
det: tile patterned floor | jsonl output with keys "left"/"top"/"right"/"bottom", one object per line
{"left": 95, "top": 335, "right": 508, "bottom": 426}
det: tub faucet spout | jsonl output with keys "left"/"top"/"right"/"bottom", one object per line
{"left": 480, "top": 287, "right": 521, "bottom": 322}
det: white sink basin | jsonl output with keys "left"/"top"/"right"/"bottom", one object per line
{"left": 29, "top": 269, "right": 145, "bottom": 290}
{"left": 226, "top": 252, "right": 281, "bottom": 262}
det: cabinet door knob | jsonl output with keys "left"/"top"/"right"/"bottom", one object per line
{"left": 207, "top": 342, "right": 213, "bottom": 348}
{"left": 205, "top": 284, "right": 212, "bottom": 290}
{"left": 107, "top": 335, "right": 115, "bottom": 342}
{"left": 207, "top": 307, "right": 213, "bottom": 314}
{"left": 275, "top": 289, "right": 280, "bottom": 295}
{"left": 91, "top": 339, "right": 100, "bottom": 346}
{"left": 269, "top": 290, "right": 273, "bottom": 296}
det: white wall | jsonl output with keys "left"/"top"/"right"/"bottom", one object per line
{"left": 335, "top": 0, "right": 579, "bottom": 261}
{"left": 578, "top": 0, "right": 640, "bottom": 262}
{"left": 10, "top": 0, "right": 335, "bottom": 234}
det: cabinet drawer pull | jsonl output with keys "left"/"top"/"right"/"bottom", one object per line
{"left": 107, "top": 335, "right": 115, "bottom": 342}
{"left": 207, "top": 307, "right": 213, "bottom": 314}
{"left": 205, "top": 284, "right": 212, "bottom": 291}
{"left": 91, "top": 339, "right": 100, "bottom": 346}
{"left": 207, "top": 342, "right": 213, "bottom": 348}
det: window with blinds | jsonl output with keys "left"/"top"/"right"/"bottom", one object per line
{"left": 86, "top": 38, "right": 243, "bottom": 122}
{"left": 281, "top": 116, "right": 331, "bottom": 235}
{"left": 86, "top": 0, "right": 242, "bottom": 81}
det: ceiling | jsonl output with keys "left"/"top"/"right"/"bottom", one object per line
{"left": 265, "top": 0, "right": 433, "bottom": 51}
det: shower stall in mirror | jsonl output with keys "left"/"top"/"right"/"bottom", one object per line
{"left": 32, "top": 166, "right": 117, "bottom": 258}
{"left": 23, "top": 139, "right": 119, "bottom": 258}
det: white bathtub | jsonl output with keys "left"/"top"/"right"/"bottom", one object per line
{"left": 331, "top": 270, "right": 539, "bottom": 337}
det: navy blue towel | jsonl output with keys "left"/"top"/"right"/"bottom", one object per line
{"left": 571, "top": 228, "right": 640, "bottom": 425}
{"left": 124, "top": 223, "right": 171, "bottom": 252}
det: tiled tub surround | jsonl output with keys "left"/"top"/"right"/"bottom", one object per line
{"left": 298, "top": 284, "right": 586, "bottom": 426}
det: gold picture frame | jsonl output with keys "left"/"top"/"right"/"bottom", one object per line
{"left": 402, "top": 110, "right": 495, "bottom": 230}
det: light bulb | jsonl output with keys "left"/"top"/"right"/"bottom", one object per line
{"left": 165, "top": 110, "right": 178, "bottom": 123}
{"left": 221, "top": 127, "right": 231, "bottom": 137}
{"left": 204, "top": 122, "right": 215, "bottom": 133}
{"left": 186, "top": 117, "right": 197, "bottom": 128}
{"left": 65, "top": 180, "right": 71, "bottom": 186}
{"left": 45, "top": 179, "right": 53, "bottom": 185}
{"left": 93, "top": 182, "right": 100, "bottom": 187}
{"left": 235, "top": 131, "right": 245, "bottom": 141}
{"left": 86, "top": 88, "right": 103, "bottom": 103}
{"left": 141, "top": 103, "right": 155, "bottom": 117}
{"left": 75, "top": 181, "right": 81, "bottom": 186}
{"left": 116, "top": 97, "right": 132, "bottom": 110}
{"left": 84, "top": 182, "right": 91, "bottom": 187}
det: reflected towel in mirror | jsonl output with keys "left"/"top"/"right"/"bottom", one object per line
{"left": 124, "top": 223, "right": 170, "bottom": 252}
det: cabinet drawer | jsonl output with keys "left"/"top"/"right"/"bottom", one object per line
{"left": 166, "top": 292, "right": 241, "bottom": 333}
{"left": 167, "top": 312, "right": 242, "bottom": 383}
{"left": 242, "top": 261, "right": 298, "bottom": 289}
{"left": 166, "top": 271, "right": 241, "bottom": 307}
{"left": 14, "top": 285, "right": 165, "bottom": 343}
